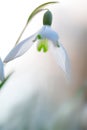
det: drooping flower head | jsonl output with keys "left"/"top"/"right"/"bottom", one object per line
{"left": 4, "top": 10, "right": 71, "bottom": 79}
{"left": 35, "top": 10, "right": 60, "bottom": 53}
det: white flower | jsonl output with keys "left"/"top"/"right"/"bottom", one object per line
{"left": 0, "top": 58, "right": 4, "bottom": 81}
{"left": 4, "top": 11, "right": 71, "bottom": 78}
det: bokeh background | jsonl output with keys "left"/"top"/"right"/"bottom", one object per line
{"left": 0, "top": 0, "right": 87, "bottom": 129}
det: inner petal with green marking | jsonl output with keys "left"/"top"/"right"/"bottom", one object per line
{"left": 37, "top": 39, "right": 48, "bottom": 52}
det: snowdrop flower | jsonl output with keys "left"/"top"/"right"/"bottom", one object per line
{"left": 0, "top": 58, "right": 4, "bottom": 81}
{"left": 4, "top": 11, "right": 70, "bottom": 78}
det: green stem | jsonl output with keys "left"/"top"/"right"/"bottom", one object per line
{"left": 15, "top": 22, "right": 28, "bottom": 45}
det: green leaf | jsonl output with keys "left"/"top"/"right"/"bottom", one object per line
{"left": 0, "top": 72, "right": 13, "bottom": 89}
{"left": 27, "top": 1, "right": 59, "bottom": 24}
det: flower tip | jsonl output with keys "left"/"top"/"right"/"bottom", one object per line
{"left": 3, "top": 57, "right": 11, "bottom": 64}
{"left": 3, "top": 59, "right": 8, "bottom": 64}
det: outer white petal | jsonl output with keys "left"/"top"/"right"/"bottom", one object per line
{"left": 39, "top": 26, "right": 59, "bottom": 42}
{"left": 0, "top": 58, "right": 4, "bottom": 81}
{"left": 50, "top": 42, "right": 71, "bottom": 79}
{"left": 4, "top": 33, "right": 37, "bottom": 63}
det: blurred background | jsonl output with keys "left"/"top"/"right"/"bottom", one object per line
{"left": 0, "top": 0, "right": 87, "bottom": 129}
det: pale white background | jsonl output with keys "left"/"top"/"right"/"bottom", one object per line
{"left": 0, "top": 0, "right": 86, "bottom": 124}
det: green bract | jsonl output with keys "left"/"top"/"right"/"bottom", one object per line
{"left": 37, "top": 34, "right": 42, "bottom": 39}
{"left": 43, "top": 11, "right": 52, "bottom": 26}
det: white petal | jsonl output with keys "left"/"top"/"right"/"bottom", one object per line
{"left": 4, "top": 33, "right": 37, "bottom": 63}
{"left": 50, "top": 42, "right": 71, "bottom": 79}
{"left": 0, "top": 58, "right": 4, "bottom": 81}
{"left": 39, "top": 26, "right": 59, "bottom": 42}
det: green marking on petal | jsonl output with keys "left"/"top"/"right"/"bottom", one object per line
{"left": 33, "top": 34, "right": 42, "bottom": 42}
{"left": 37, "top": 41, "right": 42, "bottom": 51}
{"left": 37, "top": 39, "right": 48, "bottom": 52}
{"left": 37, "top": 34, "right": 42, "bottom": 39}
{"left": 56, "top": 41, "right": 60, "bottom": 47}
{"left": 43, "top": 39, "right": 48, "bottom": 52}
